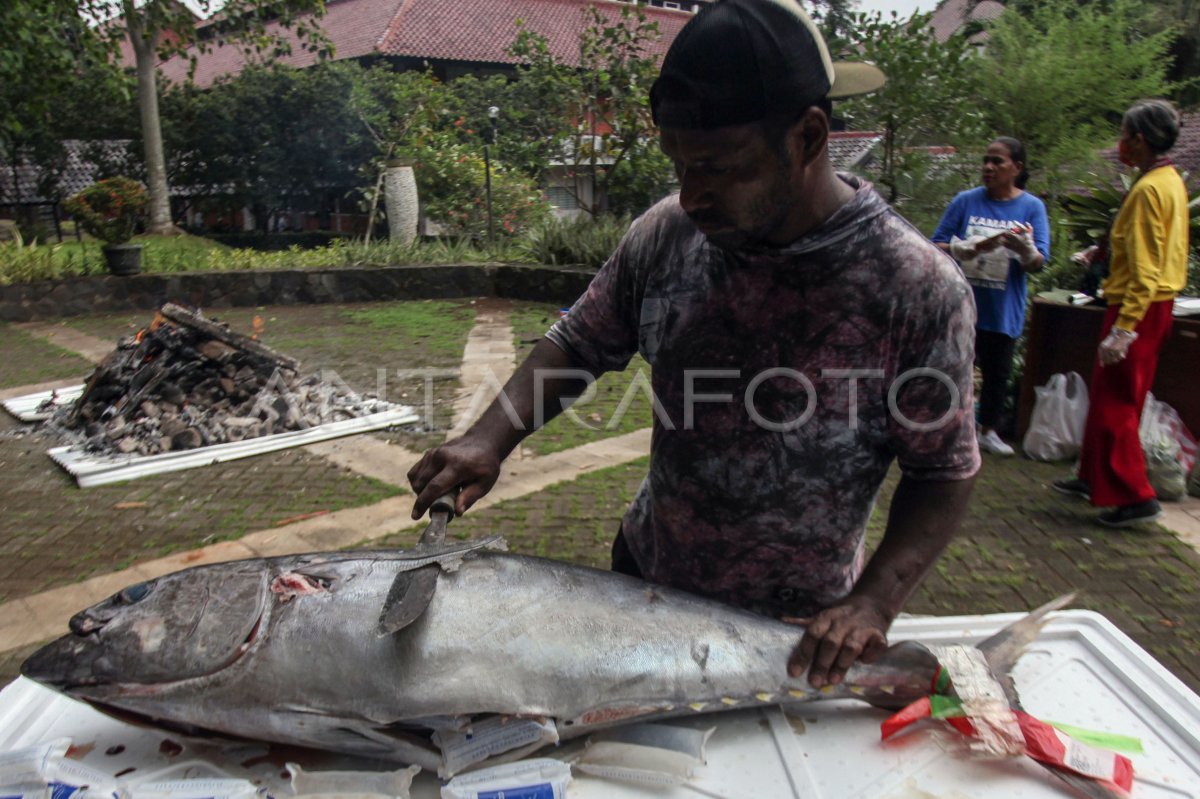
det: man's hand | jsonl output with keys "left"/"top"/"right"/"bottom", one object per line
{"left": 785, "top": 597, "right": 890, "bottom": 688}
{"left": 406, "top": 338, "right": 587, "bottom": 520}
{"left": 785, "top": 475, "right": 974, "bottom": 688}
{"left": 408, "top": 436, "right": 503, "bottom": 519}
{"left": 1098, "top": 327, "right": 1138, "bottom": 367}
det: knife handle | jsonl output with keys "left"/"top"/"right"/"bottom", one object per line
{"left": 430, "top": 490, "right": 458, "bottom": 518}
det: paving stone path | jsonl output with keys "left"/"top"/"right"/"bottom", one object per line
{"left": 1, "top": 303, "right": 1197, "bottom": 697}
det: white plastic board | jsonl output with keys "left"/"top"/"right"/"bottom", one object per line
{"left": 1, "top": 610, "right": 1198, "bottom": 798}
{"left": 2, "top": 384, "right": 86, "bottom": 422}
{"left": 44, "top": 406, "right": 420, "bottom": 487}
{"left": 3, "top": 386, "right": 420, "bottom": 488}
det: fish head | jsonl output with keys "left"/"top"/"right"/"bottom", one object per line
{"left": 22, "top": 562, "right": 269, "bottom": 696}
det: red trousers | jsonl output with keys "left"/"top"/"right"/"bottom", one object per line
{"left": 1079, "top": 300, "right": 1175, "bottom": 507}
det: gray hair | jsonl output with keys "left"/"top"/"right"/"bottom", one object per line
{"left": 1123, "top": 99, "right": 1181, "bottom": 155}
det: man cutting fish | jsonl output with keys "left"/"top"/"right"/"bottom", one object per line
{"left": 409, "top": 0, "right": 979, "bottom": 690}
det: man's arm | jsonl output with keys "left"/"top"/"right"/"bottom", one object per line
{"left": 787, "top": 474, "right": 976, "bottom": 687}
{"left": 408, "top": 338, "right": 593, "bottom": 518}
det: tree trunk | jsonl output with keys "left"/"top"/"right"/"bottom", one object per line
{"left": 125, "top": 2, "right": 177, "bottom": 236}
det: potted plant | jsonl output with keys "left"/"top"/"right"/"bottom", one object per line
{"left": 64, "top": 177, "right": 149, "bottom": 276}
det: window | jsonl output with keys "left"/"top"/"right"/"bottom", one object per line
{"left": 545, "top": 186, "right": 580, "bottom": 210}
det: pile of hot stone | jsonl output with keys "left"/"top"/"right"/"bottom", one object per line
{"left": 40, "top": 304, "right": 394, "bottom": 457}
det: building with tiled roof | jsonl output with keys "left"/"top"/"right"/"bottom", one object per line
{"left": 146, "top": 0, "right": 701, "bottom": 88}
{"left": 0, "top": 141, "right": 138, "bottom": 240}
{"left": 827, "top": 131, "right": 884, "bottom": 172}
{"left": 0, "top": 141, "right": 137, "bottom": 207}
{"left": 929, "top": 0, "right": 1006, "bottom": 44}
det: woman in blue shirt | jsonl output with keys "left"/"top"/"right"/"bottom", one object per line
{"left": 932, "top": 137, "right": 1050, "bottom": 456}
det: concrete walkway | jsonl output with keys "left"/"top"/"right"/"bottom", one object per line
{"left": 13, "top": 322, "right": 114, "bottom": 364}
{"left": 445, "top": 297, "right": 519, "bottom": 439}
{"left": 1161, "top": 500, "right": 1200, "bottom": 551}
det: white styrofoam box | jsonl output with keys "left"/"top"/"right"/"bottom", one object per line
{"left": 1, "top": 610, "right": 1198, "bottom": 798}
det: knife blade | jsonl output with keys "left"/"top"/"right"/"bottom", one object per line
{"left": 377, "top": 491, "right": 458, "bottom": 635}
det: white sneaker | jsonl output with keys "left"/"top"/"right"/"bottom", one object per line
{"left": 978, "top": 429, "right": 1015, "bottom": 456}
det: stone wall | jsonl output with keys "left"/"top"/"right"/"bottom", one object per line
{"left": 0, "top": 264, "right": 597, "bottom": 322}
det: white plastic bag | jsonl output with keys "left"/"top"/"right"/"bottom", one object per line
{"left": 1022, "top": 372, "right": 1089, "bottom": 462}
{"left": 1140, "top": 394, "right": 1191, "bottom": 501}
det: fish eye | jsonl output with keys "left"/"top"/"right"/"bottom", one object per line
{"left": 118, "top": 582, "right": 152, "bottom": 604}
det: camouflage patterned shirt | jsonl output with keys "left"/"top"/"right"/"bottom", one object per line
{"left": 546, "top": 176, "right": 980, "bottom": 617}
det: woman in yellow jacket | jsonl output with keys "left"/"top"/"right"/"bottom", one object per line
{"left": 1056, "top": 99, "right": 1190, "bottom": 527}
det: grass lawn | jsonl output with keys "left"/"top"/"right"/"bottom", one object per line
{"left": 511, "top": 303, "right": 655, "bottom": 455}
{"left": 0, "top": 325, "right": 95, "bottom": 389}
{"left": 371, "top": 456, "right": 648, "bottom": 566}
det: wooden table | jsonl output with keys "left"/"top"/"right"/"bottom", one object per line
{"left": 1018, "top": 298, "right": 1200, "bottom": 438}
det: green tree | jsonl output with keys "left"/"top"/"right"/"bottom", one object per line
{"left": 805, "top": 0, "right": 860, "bottom": 42}
{"left": 349, "top": 65, "right": 451, "bottom": 241}
{"left": 1140, "top": 0, "right": 1200, "bottom": 107}
{"left": 507, "top": 4, "right": 665, "bottom": 217}
{"left": 0, "top": 0, "right": 132, "bottom": 230}
{"left": 972, "top": 0, "right": 1177, "bottom": 203}
{"left": 81, "top": 0, "right": 332, "bottom": 234}
{"left": 160, "top": 63, "right": 373, "bottom": 232}
{"left": 833, "top": 11, "right": 984, "bottom": 206}
{"left": 409, "top": 130, "right": 550, "bottom": 241}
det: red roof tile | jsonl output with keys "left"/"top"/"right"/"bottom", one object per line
{"left": 929, "top": 0, "right": 1005, "bottom": 43}
{"left": 378, "top": 0, "right": 688, "bottom": 65}
{"left": 151, "top": 0, "right": 692, "bottom": 88}
{"left": 827, "top": 131, "right": 883, "bottom": 170}
{"left": 1099, "top": 111, "right": 1200, "bottom": 176}
{"left": 1174, "top": 111, "right": 1200, "bottom": 174}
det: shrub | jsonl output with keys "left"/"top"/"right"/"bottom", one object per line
{"left": 63, "top": 177, "right": 148, "bottom": 245}
{"left": 0, "top": 231, "right": 69, "bottom": 285}
{"left": 410, "top": 134, "right": 551, "bottom": 241}
{"left": 1056, "top": 168, "right": 1200, "bottom": 294}
{"left": 521, "top": 214, "right": 630, "bottom": 268}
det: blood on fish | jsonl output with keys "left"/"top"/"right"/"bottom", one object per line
{"left": 159, "top": 739, "right": 183, "bottom": 757}
{"left": 271, "top": 573, "right": 328, "bottom": 603}
{"left": 66, "top": 743, "right": 95, "bottom": 759}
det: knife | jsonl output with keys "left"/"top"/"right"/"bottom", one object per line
{"left": 377, "top": 491, "right": 458, "bottom": 635}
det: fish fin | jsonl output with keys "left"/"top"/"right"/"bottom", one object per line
{"left": 377, "top": 566, "right": 439, "bottom": 636}
{"left": 847, "top": 640, "right": 942, "bottom": 711}
{"left": 306, "top": 719, "right": 443, "bottom": 772}
{"left": 976, "top": 592, "right": 1077, "bottom": 706}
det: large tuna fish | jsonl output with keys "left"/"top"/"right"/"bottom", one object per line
{"left": 21, "top": 538, "right": 1082, "bottom": 787}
